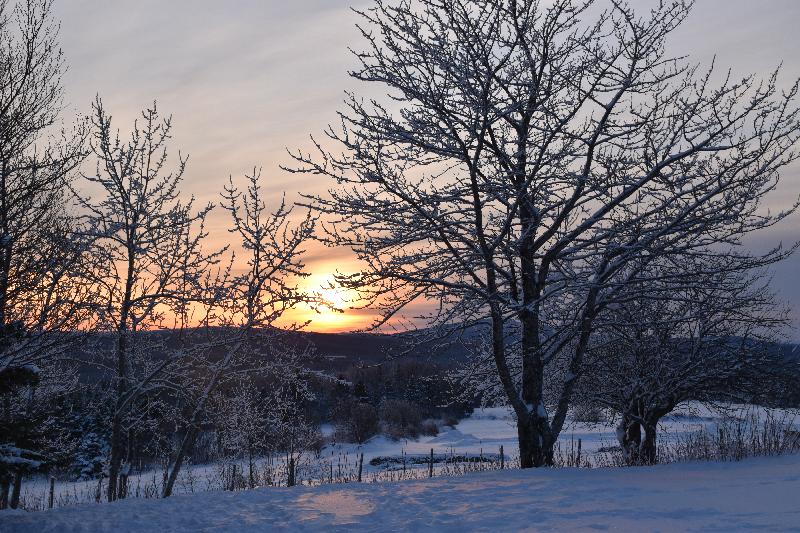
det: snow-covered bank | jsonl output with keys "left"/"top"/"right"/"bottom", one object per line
{"left": 4, "top": 454, "right": 800, "bottom": 532}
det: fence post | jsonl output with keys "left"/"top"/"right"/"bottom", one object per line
{"left": 577, "top": 438, "right": 582, "bottom": 467}
{"left": 48, "top": 476, "right": 55, "bottom": 509}
{"left": 429, "top": 448, "right": 434, "bottom": 478}
{"left": 329, "top": 463, "right": 333, "bottom": 484}
{"left": 500, "top": 445, "right": 504, "bottom": 470}
{"left": 357, "top": 453, "right": 364, "bottom": 483}
{"left": 230, "top": 464, "right": 237, "bottom": 491}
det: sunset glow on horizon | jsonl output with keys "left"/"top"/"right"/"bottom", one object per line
{"left": 51, "top": 0, "right": 800, "bottom": 338}
{"left": 283, "top": 272, "right": 374, "bottom": 333}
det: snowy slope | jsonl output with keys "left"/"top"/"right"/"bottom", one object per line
{"left": 3, "top": 454, "right": 800, "bottom": 532}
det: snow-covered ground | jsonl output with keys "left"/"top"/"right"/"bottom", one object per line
{"left": 11, "top": 402, "right": 799, "bottom": 511}
{"left": 318, "top": 401, "right": 797, "bottom": 473}
{"left": 4, "top": 454, "right": 800, "bottom": 532}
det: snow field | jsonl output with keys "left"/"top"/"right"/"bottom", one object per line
{"left": 11, "top": 402, "right": 799, "bottom": 512}
{"left": 3, "top": 454, "right": 800, "bottom": 532}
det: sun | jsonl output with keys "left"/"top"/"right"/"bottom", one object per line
{"left": 279, "top": 273, "right": 364, "bottom": 332}
{"left": 314, "top": 282, "right": 348, "bottom": 311}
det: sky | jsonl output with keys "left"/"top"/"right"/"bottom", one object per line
{"left": 51, "top": 0, "right": 800, "bottom": 336}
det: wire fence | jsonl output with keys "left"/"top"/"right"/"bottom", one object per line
{"left": 15, "top": 411, "right": 800, "bottom": 512}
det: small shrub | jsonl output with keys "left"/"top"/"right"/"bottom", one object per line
{"left": 571, "top": 403, "right": 606, "bottom": 424}
{"left": 420, "top": 419, "right": 440, "bottom": 436}
{"left": 442, "top": 415, "right": 459, "bottom": 428}
{"left": 333, "top": 400, "right": 380, "bottom": 444}
{"left": 305, "top": 427, "right": 326, "bottom": 454}
{"left": 380, "top": 399, "right": 423, "bottom": 440}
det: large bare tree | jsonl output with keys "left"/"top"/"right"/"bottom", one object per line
{"left": 291, "top": 0, "right": 800, "bottom": 467}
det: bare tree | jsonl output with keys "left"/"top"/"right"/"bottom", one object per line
{"left": 160, "top": 170, "right": 315, "bottom": 498}
{"left": 78, "top": 98, "right": 220, "bottom": 501}
{"left": 580, "top": 257, "right": 790, "bottom": 464}
{"left": 291, "top": 0, "right": 800, "bottom": 467}
{"left": 0, "top": 0, "right": 89, "bottom": 375}
{"left": 0, "top": 0, "right": 89, "bottom": 507}
{"left": 210, "top": 383, "right": 269, "bottom": 489}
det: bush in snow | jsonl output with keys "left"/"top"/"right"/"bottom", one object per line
{"left": 380, "top": 399, "right": 424, "bottom": 440}
{"left": 570, "top": 403, "right": 607, "bottom": 425}
{"left": 334, "top": 400, "right": 380, "bottom": 444}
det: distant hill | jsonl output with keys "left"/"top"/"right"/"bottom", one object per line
{"left": 280, "top": 327, "right": 481, "bottom": 372}
{"left": 62, "top": 326, "right": 800, "bottom": 384}
{"left": 62, "top": 325, "right": 482, "bottom": 382}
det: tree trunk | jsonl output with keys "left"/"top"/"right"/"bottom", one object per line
{"left": 107, "top": 412, "right": 124, "bottom": 502}
{"left": 287, "top": 456, "right": 295, "bottom": 487}
{"left": 9, "top": 469, "right": 22, "bottom": 509}
{"left": 109, "top": 244, "right": 136, "bottom": 502}
{"left": 486, "top": 304, "right": 535, "bottom": 467}
{"left": 248, "top": 445, "right": 255, "bottom": 489}
{"left": 0, "top": 475, "right": 10, "bottom": 509}
{"left": 162, "top": 425, "right": 200, "bottom": 498}
{"left": 118, "top": 472, "right": 128, "bottom": 500}
{"left": 642, "top": 420, "right": 658, "bottom": 465}
{"left": 616, "top": 414, "right": 642, "bottom": 465}
{"left": 517, "top": 421, "right": 536, "bottom": 468}
{"left": 518, "top": 308, "right": 556, "bottom": 468}
{"left": 517, "top": 415, "right": 554, "bottom": 468}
